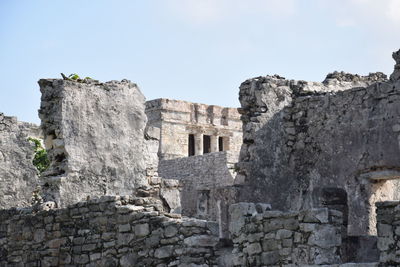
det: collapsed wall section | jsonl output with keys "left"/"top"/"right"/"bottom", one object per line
{"left": 0, "top": 196, "right": 219, "bottom": 266}
{"left": 0, "top": 113, "right": 40, "bottom": 208}
{"left": 38, "top": 79, "right": 150, "bottom": 207}
{"left": 237, "top": 51, "right": 400, "bottom": 236}
{"left": 159, "top": 151, "right": 240, "bottom": 240}
{"left": 159, "top": 151, "right": 237, "bottom": 220}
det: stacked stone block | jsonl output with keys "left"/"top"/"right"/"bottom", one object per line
{"left": 237, "top": 50, "right": 400, "bottom": 237}
{"left": 0, "top": 196, "right": 219, "bottom": 266}
{"left": 159, "top": 151, "right": 238, "bottom": 220}
{"left": 376, "top": 201, "right": 400, "bottom": 266}
{"left": 229, "top": 203, "right": 343, "bottom": 266}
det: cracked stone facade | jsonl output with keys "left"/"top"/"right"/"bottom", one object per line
{"left": 159, "top": 151, "right": 238, "bottom": 221}
{"left": 147, "top": 98, "right": 243, "bottom": 238}
{"left": 145, "top": 98, "right": 242, "bottom": 160}
{"left": 0, "top": 113, "right": 41, "bottom": 208}
{"left": 0, "top": 196, "right": 219, "bottom": 266}
{"left": 38, "top": 79, "right": 151, "bottom": 207}
{"left": 376, "top": 201, "right": 400, "bottom": 265}
{"left": 229, "top": 203, "right": 343, "bottom": 266}
{"left": 1, "top": 49, "right": 400, "bottom": 266}
{"left": 237, "top": 49, "right": 400, "bottom": 238}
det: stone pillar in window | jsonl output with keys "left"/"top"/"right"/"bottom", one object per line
{"left": 210, "top": 135, "right": 218, "bottom": 152}
{"left": 195, "top": 134, "right": 203, "bottom": 155}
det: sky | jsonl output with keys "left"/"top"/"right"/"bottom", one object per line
{"left": 1, "top": 0, "right": 400, "bottom": 124}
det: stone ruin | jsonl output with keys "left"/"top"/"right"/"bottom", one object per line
{"left": 0, "top": 49, "right": 400, "bottom": 266}
{"left": 0, "top": 113, "right": 41, "bottom": 209}
{"left": 146, "top": 98, "right": 242, "bottom": 231}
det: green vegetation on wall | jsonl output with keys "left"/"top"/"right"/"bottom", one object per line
{"left": 28, "top": 137, "right": 50, "bottom": 173}
{"left": 61, "top": 73, "right": 95, "bottom": 83}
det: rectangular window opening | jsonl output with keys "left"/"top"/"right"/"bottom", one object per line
{"left": 218, "top": 137, "right": 224, "bottom": 151}
{"left": 188, "top": 134, "right": 195, "bottom": 156}
{"left": 203, "top": 135, "right": 211, "bottom": 154}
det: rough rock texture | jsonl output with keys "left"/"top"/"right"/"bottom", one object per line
{"left": 148, "top": 176, "right": 182, "bottom": 214}
{"left": 159, "top": 151, "right": 238, "bottom": 220}
{"left": 390, "top": 49, "right": 400, "bottom": 81}
{"left": 38, "top": 79, "right": 150, "bottom": 207}
{"left": 376, "top": 201, "right": 400, "bottom": 266}
{"left": 0, "top": 196, "right": 219, "bottom": 266}
{"left": 229, "top": 203, "right": 343, "bottom": 266}
{"left": 237, "top": 57, "right": 400, "bottom": 236}
{"left": 159, "top": 151, "right": 240, "bottom": 240}
{"left": 0, "top": 113, "right": 40, "bottom": 208}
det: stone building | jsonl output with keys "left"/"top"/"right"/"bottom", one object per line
{"left": 145, "top": 98, "right": 242, "bottom": 160}
{"left": 2, "top": 49, "right": 400, "bottom": 266}
{"left": 146, "top": 98, "right": 243, "bottom": 229}
{"left": 0, "top": 113, "right": 41, "bottom": 209}
{"left": 233, "top": 49, "right": 400, "bottom": 263}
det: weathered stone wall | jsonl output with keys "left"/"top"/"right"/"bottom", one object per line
{"left": 159, "top": 151, "right": 238, "bottom": 222}
{"left": 0, "top": 113, "right": 40, "bottom": 208}
{"left": 146, "top": 98, "right": 242, "bottom": 160}
{"left": 38, "top": 79, "right": 151, "bottom": 207}
{"left": 229, "top": 203, "right": 343, "bottom": 266}
{"left": 376, "top": 201, "right": 400, "bottom": 266}
{"left": 390, "top": 49, "right": 400, "bottom": 81}
{"left": 237, "top": 50, "right": 400, "bottom": 236}
{"left": 0, "top": 196, "right": 219, "bottom": 266}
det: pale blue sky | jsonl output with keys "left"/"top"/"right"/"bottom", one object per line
{"left": 1, "top": 0, "right": 400, "bottom": 124}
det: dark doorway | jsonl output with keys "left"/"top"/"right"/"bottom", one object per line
{"left": 219, "top": 137, "right": 224, "bottom": 151}
{"left": 188, "top": 134, "right": 195, "bottom": 156}
{"left": 203, "top": 135, "right": 211, "bottom": 154}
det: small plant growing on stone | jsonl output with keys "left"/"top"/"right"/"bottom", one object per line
{"left": 61, "top": 73, "right": 96, "bottom": 83}
{"left": 68, "top": 73, "right": 80, "bottom": 80}
{"left": 28, "top": 137, "right": 50, "bottom": 173}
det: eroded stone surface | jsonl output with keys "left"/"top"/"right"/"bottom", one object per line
{"left": 376, "top": 201, "right": 400, "bottom": 265}
{"left": 390, "top": 49, "right": 400, "bottom": 81}
{"left": 1, "top": 48, "right": 400, "bottom": 267}
{"left": 237, "top": 60, "right": 400, "bottom": 236}
{"left": 145, "top": 98, "right": 242, "bottom": 160}
{"left": 38, "top": 79, "right": 150, "bottom": 207}
{"left": 230, "top": 203, "right": 343, "bottom": 266}
{"left": 159, "top": 151, "right": 238, "bottom": 220}
{"left": 0, "top": 113, "right": 40, "bottom": 208}
{"left": 0, "top": 196, "right": 219, "bottom": 266}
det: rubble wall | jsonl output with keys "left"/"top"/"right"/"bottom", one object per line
{"left": 0, "top": 113, "right": 40, "bottom": 208}
{"left": 159, "top": 151, "right": 238, "bottom": 221}
{"left": 376, "top": 201, "right": 400, "bottom": 265}
{"left": 0, "top": 196, "right": 219, "bottom": 266}
{"left": 237, "top": 50, "right": 400, "bottom": 236}
{"left": 38, "top": 79, "right": 151, "bottom": 207}
{"left": 229, "top": 203, "right": 343, "bottom": 266}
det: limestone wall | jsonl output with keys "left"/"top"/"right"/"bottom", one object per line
{"left": 237, "top": 49, "right": 400, "bottom": 236}
{"left": 159, "top": 151, "right": 238, "bottom": 222}
{"left": 0, "top": 196, "right": 219, "bottom": 266}
{"left": 0, "top": 113, "right": 40, "bottom": 208}
{"left": 38, "top": 79, "right": 151, "bottom": 207}
{"left": 229, "top": 203, "right": 343, "bottom": 266}
{"left": 146, "top": 98, "right": 242, "bottom": 160}
{"left": 376, "top": 201, "right": 400, "bottom": 265}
